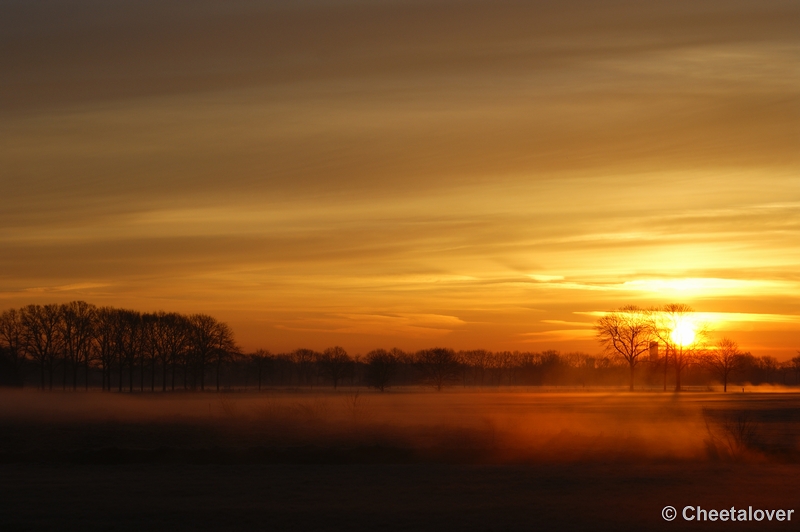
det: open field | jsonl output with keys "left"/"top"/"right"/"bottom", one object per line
{"left": 1, "top": 389, "right": 799, "bottom": 530}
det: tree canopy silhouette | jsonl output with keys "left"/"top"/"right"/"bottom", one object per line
{"left": 595, "top": 305, "right": 653, "bottom": 391}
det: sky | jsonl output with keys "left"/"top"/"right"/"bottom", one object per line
{"left": 1, "top": 0, "right": 798, "bottom": 357}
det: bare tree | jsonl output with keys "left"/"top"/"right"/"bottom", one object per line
{"left": 163, "top": 313, "right": 190, "bottom": 391}
{"left": 416, "top": 347, "right": 460, "bottom": 391}
{"left": 789, "top": 353, "right": 800, "bottom": 385}
{"left": 650, "top": 303, "right": 707, "bottom": 392}
{"left": 113, "top": 309, "right": 143, "bottom": 393}
{"left": 459, "top": 349, "right": 490, "bottom": 386}
{"left": 59, "top": 301, "right": 96, "bottom": 390}
{"left": 365, "top": 348, "right": 398, "bottom": 392}
{"left": 317, "top": 346, "right": 351, "bottom": 389}
{"left": 702, "top": 337, "right": 742, "bottom": 392}
{"left": 186, "top": 314, "right": 238, "bottom": 392}
{"left": 250, "top": 349, "right": 273, "bottom": 391}
{"left": 291, "top": 348, "right": 316, "bottom": 386}
{"left": 93, "top": 307, "right": 119, "bottom": 391}
{"left": 141, "top": 313, "right": 160, "bottom": 391}
{"left": 595, "top": 305, "right": 653, "bottom": 391}
{"left": 20, "top": 304, "right": 62, "bottom": 390}
{"left": 139, "top": 311, "right": 189, "bottom": 392}
{"left": 187, "top": 314, "right": 215, "bottom": 391}
{"left": 0, "top": 309, "right": 26, "bottom": 387}
{"left": 758, "top": 355, "right": 780, "bottom": 384}
{"left": 211, "top": 321, "right": 238, "bottom": 392}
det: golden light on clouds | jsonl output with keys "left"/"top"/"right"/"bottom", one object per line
{"left": 1, "top": 0, "right": 798, "bottom": 357}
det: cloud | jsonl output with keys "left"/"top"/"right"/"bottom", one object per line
{"left": 274, "top": 313, "right": 465, "bottom": 339}
{"left": 519, "top": 329, "right": 597, "bottom": 343}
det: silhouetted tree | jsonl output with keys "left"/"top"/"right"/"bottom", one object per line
{"left": 187, "top": 314, "right": 238, "bottom": 392}
{"left": 365, "top": 348, "right": 398, "bottom": 391}
{"left": 59, "top": 301, "right": 96, "bottom": 390}
{"left": 758, "top": 355, "right": 780, "bottom": 384}
{"left": 211, "top": 321, "right": 238, "bottom": 392}
{"left": 187, "top": 314, "right": 214, "bottom": 391}
{"left": 459, "top": 349, "right": 490, "bottom": 386}
{"left": 162, "top": 313, "right": 190, "bottom": 391}
{"left": 114, "top": 309, "right": 143, "bottom": 392}
{"left": 650, "top": 304, "right": 707, "bottom": 391}
{"left": 789, "top": 354, "right": 800, "bottom": 385}
{"left": 595, "top": 305, "right": 653, "bottom": 391}
{"left": 250, "top": 349, "right": 272, "bottom": 391}
{"left": 20, "top": 304, "right": 62, "bottom": 390}
{"left": 0, "top": 308, "right": 26, "bottom": 387}
{"left": 141, "top": 313, "right": 160, "bottom": 391}
{"left": 291, "top": 348, "right": 316, "bottom": 386}
{"left": 416, "top": 347, "right": 460, "bottom": 391}
{"left": 93, "top": 307, "right": 119, "bottom": 391}
{"left": 317, "top": 346, "right": 351, "bottom": 389}
{"left": 702, "top": 337, "right": 743, "bottom": 392}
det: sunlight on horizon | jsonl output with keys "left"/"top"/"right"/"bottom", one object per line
{"left": 670, "top": 319, "right": 697, "bottom": 347}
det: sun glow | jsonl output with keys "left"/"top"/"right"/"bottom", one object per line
{"left": 670, "top": 319, "right": 696, "bottom": 346}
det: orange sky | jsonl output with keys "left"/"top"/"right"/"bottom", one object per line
{"left": 1, "top": 0, "right": 798, "bottom": 357}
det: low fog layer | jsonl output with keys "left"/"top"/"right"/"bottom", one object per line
{"left": 2, "top": 390, "right": 798, "bottom": 463}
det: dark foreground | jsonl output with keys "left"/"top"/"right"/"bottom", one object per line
{"left": 1, "top": 389, "right": 799, "bottom": 531}
{"left": 2, "top": 462, "right": 799, "bottom": 531}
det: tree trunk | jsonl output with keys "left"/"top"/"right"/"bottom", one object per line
{"left": 629, "top": 364, "right": 635, "bottom": 392}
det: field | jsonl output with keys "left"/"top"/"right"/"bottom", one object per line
{"left": 2, "top": 388, "right": 799, "bottom": 531}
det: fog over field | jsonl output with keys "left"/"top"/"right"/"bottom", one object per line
{"left": 2, "top": 389, "right": 799, "bottom": 464}
{"left": 2, "top": 389, "right": 800, "bottom": 531}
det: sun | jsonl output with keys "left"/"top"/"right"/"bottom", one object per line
{"left": 670, "top": 319, "right": 696, "bottom": 346}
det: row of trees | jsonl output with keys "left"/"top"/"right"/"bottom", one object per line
{"left": 595, "top": 303, "right": 799, "bottom": 392}
{"left": 1, "top": 301, "right": 797, "bottom": 392}
{"left": 0, "top": 302, "right": 236, "bottom": 391}
{"left": 249, "top": 345, "right": 799, "bottom": 392}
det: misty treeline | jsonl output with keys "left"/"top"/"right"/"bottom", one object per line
{"left": 596, "top": 303, "right": 800, "bottom": 392}
{"left": 0, "top": 301, "right": 798, "bottom": 392}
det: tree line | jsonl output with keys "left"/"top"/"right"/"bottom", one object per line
{"left": 0, "top": 301, "right": 797, "bottom": 392}
{"left": 0, "top": 302, "right": 235, "bottom": 391}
